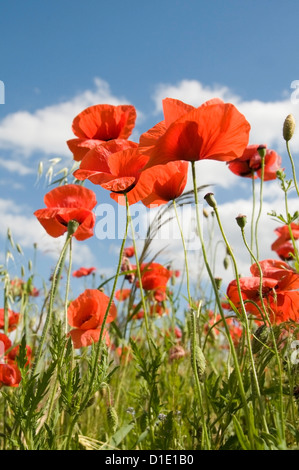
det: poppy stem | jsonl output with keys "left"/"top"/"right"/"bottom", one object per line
{"left": 191, "top": 161, "right": 255, "bottom": 448}
{"left": 126, "top": 196, "right": 154, "bottom": 356}
{"left": 250, "top": 171, "right": 256, "bottom": 263}
{"left": 239, "top": 227, "right": 285, "bottom": 441}
{"left": 212, "top": 203, "right": 270, "bottom": 435}
{"left": 77, "top": 193, "right": 130, "bottom": 424}
{"left": 255, "top": 156, "right": 265, "bottom": 261}
{"left": 31, "top": 233, "right": 72, "bottom": 378}
{"left": 64, "top": 237, "right": 73, "bottom": 335}
{"left": 283, "top": 185, "right": 299, "bottom": 265}
{"left": 286, "top": 140, "right": 299, "bottom": 198}
{"left": 173, "top": 200, "right": 192, "bottom": 306}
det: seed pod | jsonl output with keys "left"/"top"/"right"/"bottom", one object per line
{"left": 283, "top": 114, "right": 296, "bottom": 141}
{"left": 107, "top": 406, "right": 118, "bottom": 434}
{"left": 192, "top": 345, "right": 206, "bottom": 380}
{"left": 204, "top": 192, "right": 217, "bottom": 209}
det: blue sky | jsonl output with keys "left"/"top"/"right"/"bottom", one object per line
{"left": 1, "top": 0, "right": 299, "bottom": 297}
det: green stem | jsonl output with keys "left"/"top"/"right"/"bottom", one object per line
{"left": 255, "top": 156, "right": 265, "bottom": 261}
{"left": 79, "top": 194, "right": 130, "bottom": 415}
{"left": 286, "top": 141, "right": 299, "bottom": 197}
{"left": 250, "top": 172, "right": 256, "bottom": 262}
{"left": 240, "top": 227, "right": 285, "bottom": 442}
{"left": 126, "top": 198, "right": 154, "bottom": 356}
{"left": 64, "top": 237, "right": 73, "bottom": 335}
{"left": 173, "top": 200, "right": 192, "bottom": 305}
{"left": 46, "top": 237, "right": 73, "bottom": 425}
{"left": 190, "top": 309, "right": 210, "bottom": 449}
{"left": 212, "top": 205, "right": 268, "bottom": 434}
{"left": 191, "top": 161, "right": 255, "bottom": 448}
{"left": 284, "top": 189, "right": 299, "bottom": 265}
{"left": 31, "top": 234, "right": 71, "bottom": 377}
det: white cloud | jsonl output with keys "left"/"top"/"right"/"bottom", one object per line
{"left": 0, "top": 157, "right": 34, "bottom": 175}
{"left": 152, "top": 79, "right": 299, "bottom": 154}
{"left": 0, "top": 78, "right": 142, "bottom": 158}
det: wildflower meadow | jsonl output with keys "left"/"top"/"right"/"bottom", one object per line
{"left": 1, "top": 98, "right": 299, "bottom": 452}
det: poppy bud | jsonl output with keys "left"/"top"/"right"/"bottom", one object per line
{"left": 257, "top": 145, "right": 267, "bottom": 158}
{"left": 204, "top": 192, "right": 217, "bottom": 209}
{"left": 203, "top": 208, "right": 209, "bottom": 218}
{"left": 236, "top": 214, "right": 247, "bottom": 229}
{"left": 107, "top": 406, "right": 118, "bottom": 434}
{"left": 223, "top": 256, "right": 230, "bottom": 270}
{"left": 214, "top": 277, "right": 222, "bottom": 290}
{"left": 283, "top": 114, "right": 296, "bottom": 141}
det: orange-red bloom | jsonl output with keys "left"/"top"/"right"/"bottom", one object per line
{"left": 115, "top": 288, "right": 131, "bottom": 301}
{"left": 0, "top": 363, "right": 22, "bottom": 387}
{"left": 123, "top": 246, "right": 135, "bottom": 258}
{"left": 138, "top": 262, "right": 172, "bottom": 301}
{"left": 227, "top": 145, "right": 282, "bottom": 180}
{"left": 34, "top": 184, "right": 97, "bottom": 241}
{"left": 0, "top": 333, "right": 12, "bottom": 353}
{"left": 0, "top": 309, "right": 20, "bottom": 332}
{"left": 227, "top": 259, "right": 299, "bottom": 324}
{"left": 125, "top": 160, "right": 189, "bottom": 207}
{"left": 271, "top": 223, "right": 299, "bottom": 260}
{"left": 67, "top": 289, "right": 117, "bottom": 348}
{"left": 73, "top": 144, "right": 147, "bottom": 198}
{"left": 67, "top": 104, "right": 137, "bottom": 161}
{"left": 72, "top": 267, "right": 96, "bottom": 278}
{"left": 138, "top": 98, "right": 250, "bottom": 169}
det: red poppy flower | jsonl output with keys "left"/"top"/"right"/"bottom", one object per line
{"left": 72, "top": 267, "right": 96, "bottom": 278}
{"left": 0, "top": 309, "right": 20, "bottom": 332}
{"left": 0, "top": 333, "right": 12, "bottom": 354}
{"left": 67, "top": 104, "right": 137, "bottom": 161}
{"left": 124, "top": 160, "right": 189, "bottom": 207}
{"left": 273, "top": 241, "right": 295, "bottom": 261}
{"left": 271, "top": 223, "right": 299, "bottom": 260}
{"left": 69, "top": 328, "right": 110, "bottom": 349}
{"left": 115, "top": 288, "right": 131, "bottom": 301}
{"left": 137, "top": 263, "right": 172, "bottom": 301}
{"left": 34, "top": 184, "right": 97, "bottom": 241}
{"left": 73, "top": 144, "right": 148, "bottom": 197}
{"left": 124, "top": 246, "right": 135, "bottom": 258}
{"left": 67, "top": 289, "right": 117, "bottom": 348}
{"left": 138, "top": 98, "right": 250, "bottom": 169}
{"left": 0, "top": 363, "right": 22, "bottom": 387}
{"left": 226, "top": 259, "right": 299, "bottom": 324}
{"left": 227, "top": 145, "right": 282, "bottom": 180}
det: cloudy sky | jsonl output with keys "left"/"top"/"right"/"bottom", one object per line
{"left": 1, "top": 0, "right": 299, "bottom": 298}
